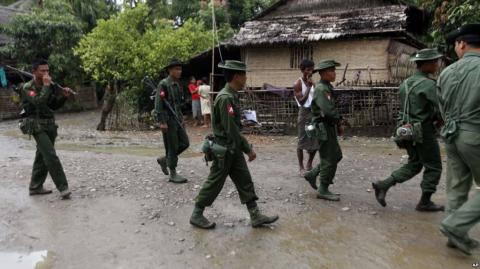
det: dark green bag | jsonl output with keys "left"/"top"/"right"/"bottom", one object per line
{"left": 201, "top": 134, "right": 228, "bottom": 167}
{"left": 18, "top": 118, "right": 35, "bottom": 136}
{"left": 305, "top": 122, "right": 328, "bottom": 141}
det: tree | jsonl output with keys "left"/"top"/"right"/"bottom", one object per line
{"left": 0, "top": 0, "right": 84, "bottom": 84}
{"left": 74, "top": 3, "right": 213, "bottom": 109}
{"left": 423, "top": 0, "right": 480, "bottom": 47}
{"left": 65, "top": 0, "right": 119, "bottom": 31}
{"left": 228, "top": 0, "right": 276, "bottom": 28}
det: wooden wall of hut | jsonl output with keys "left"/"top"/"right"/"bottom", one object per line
{"left": 243, "top": 37, "right": 417, "bottom": 89}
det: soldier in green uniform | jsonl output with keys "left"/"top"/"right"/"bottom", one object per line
{"left": 437, "top": 23, "right": 480, "bottom": 255}
{"left": 304, "top": 60, "right": 344, "bottom": 201}
{"left": 372, "top": 49, "right": 445, "bottom": 212}
{"left": 189, "top": 60, "right": 279, "bottom": 229}
{"left": 155, "top": 59, "right": 190, "bottom": 184}
{"left": 21, "top": 59, "right": 71, "bottom": 199}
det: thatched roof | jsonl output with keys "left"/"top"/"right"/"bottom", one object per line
{"left": 227, "top": 0, "right": 424, "bottom": 47}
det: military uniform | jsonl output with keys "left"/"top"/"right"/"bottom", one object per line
{"left": 304, "top": 60, "right": 343, "bottom": 201}
{"left": 21, "top": 80, "right": 70, "bottom": 197}
{"left": 372, "top": 49, "right": 444, "bottom": 212}
{"left": 437, "top": 24, "right": 480, "bottom": 255}
{"left": 155, "top": 60, "right": 190, "bottom": 183}
{"left": 190, "top": 60, "right": 278, "bottom": 229}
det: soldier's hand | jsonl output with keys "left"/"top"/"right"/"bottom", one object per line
{"left": 247, "top": 149, "right": 257, "bottom": 162}
{"left": 63, "top": 87, "right": 72, "bottom": 97}
{"left": 159, "top": 123, "right": 168, "bottom": 133}
{"left": 43, "top": 74, "right": 52, "bottom": 86}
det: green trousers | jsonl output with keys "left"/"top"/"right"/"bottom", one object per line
{"left": 161, "top": 119, "right": 189, "bottom": 169}
{"left": 195, "top": 149, "right": 259, "bottom": 207}
{"left": 310, "top": 124, "right": 342, "bottom": 185}
{"left": 383, "top": 127, "right": 442, "bottom": 193}
{"left": 30, "top": 123, "right": 68, "bottom": 192}
{"left": 442, "top": 131, "right": 480, "bottom": 237}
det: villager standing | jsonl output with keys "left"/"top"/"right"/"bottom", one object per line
{"left": 294, "top": 59, "right": 318, "bottom": 176}
{"left": 372, "top": 48, "right": 444, "bottom": 212}
{"left": 303, "top": 60, "right": 344, "bottom": 201}
{"left": 437, "top": 23, "right": 480, "bottom": 255}
{"left": 198, "top": 77, "right": 211, "bottom": 128}
{"left": 189, "top": 76, "right": 203, "bottom": 126}
{"left": 190, "top": 60, "right": 279, "bottom": 229}
{"left": 155, "top": 59, "right": 190, "bottom": 184}
{"left": 20, "top": 59, "right": 72, "bottom": 199}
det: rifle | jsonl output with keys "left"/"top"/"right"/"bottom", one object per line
{"left": 335, "top": 63, "right": 349, "bottom": 87}
{"left": 142, "top": 76, "right": 183, "bottom": 128}
{"left": 4, "top": 65, "right": 78, "bottom": 95}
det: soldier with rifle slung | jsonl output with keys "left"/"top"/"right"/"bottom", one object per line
{"left": 15, "top": 59, "right": 74, "bottom": 199}
{"left": 154, "top": 59, "right": 190, "bottom": 183}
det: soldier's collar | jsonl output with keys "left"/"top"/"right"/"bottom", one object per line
{"left": 320, "top": 80, "right": 333, "bottom": 88}
{"left": 464, "top": 51, "right": 480, "bottom": 58}
{"left": 414, "top": 70, "right": 431, "bottom": 77}
{"left": 166, "top": 76, "right": 180, "bottom": 85}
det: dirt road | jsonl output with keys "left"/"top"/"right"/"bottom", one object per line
{"left": 0, "top": 111, "right": 478, "bottom": 269}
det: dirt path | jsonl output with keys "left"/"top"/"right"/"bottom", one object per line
{"left": 0, "top": 111, "right": 478, "bottom": 269}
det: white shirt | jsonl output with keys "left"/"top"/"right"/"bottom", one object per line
{"left": 295, "top": 77, "right": 315, "bottom": 108}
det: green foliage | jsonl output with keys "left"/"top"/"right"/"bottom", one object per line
{"left": 228, "top": 0, "right": 276, "bottom": 28}
{"left": 65, "top": 0, "right": 119, "bottom": 31}
{"left": 75, "top": 3, "right": 213, "bottom": 108}
{"left": 0, "top": 0, "right": 18, "bottom": 5}
{"left": 417, "top": 0, "right": 480, "bottom": 55}
{"left": 197, "top": 2, "right": 235, "bottom": 40}
{"left": 0, "top": 0, "right": 84, "bottom": 84}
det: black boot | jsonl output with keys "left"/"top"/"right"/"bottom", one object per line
{"left": 190, "top": 205, "right": 216, "bottom": 229}
{"left": 416, "top": 192, "right": 444, "bottom": 212}
{"left": 156, "top": 157, "right": 169, "bottom": 175}
{"left": 372, "top": 181, "right": 389, "bottom": 207}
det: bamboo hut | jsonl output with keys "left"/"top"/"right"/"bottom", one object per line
{"left": 226, "top": 0, "right": 426, "bottom": 88}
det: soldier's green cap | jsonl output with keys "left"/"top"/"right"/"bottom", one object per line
{"left": 314, "top": 60, "right": 341, "bottom": 72}
{"left": 409, "top": 48, "right": 443, "bottom": 62}
{"left": 218, "top": 60, "right": 247, "bottom": 71}
{"left": 446, "top": 23, "right": 480, "bottom": 44}
{"left": 165, "top": 58, "right": 183, "bottom": 69}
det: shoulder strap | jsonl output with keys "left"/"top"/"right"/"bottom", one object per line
{"left": 402, "top": 77, "right": 429, "bottom": 123}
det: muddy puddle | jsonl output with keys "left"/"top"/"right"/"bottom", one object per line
{"left": 0, "top": 251, "right": 55, "bottom": 269}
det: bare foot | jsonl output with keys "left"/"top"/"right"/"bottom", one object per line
{"left": 299, "top": 168, "right": 306, "bottom": 177}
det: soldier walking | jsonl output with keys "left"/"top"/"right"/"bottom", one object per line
{"left": 20, "top": 59, "right": 72, "bottom": 199}
{"left": 437, "top": 23, "right": 480, "bottom": 255}
{"left": 155, "top": 59, "right": 190, "bottom": 184}
{"left": 304, "top": 60, "right": 344, "bottom": 201}
{"left": 372, "top": 48, "right": 445, "bottom": 212}
{"left": 189, "top": 60, "right": 279, "bottom": 229}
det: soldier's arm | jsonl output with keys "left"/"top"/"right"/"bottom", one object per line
{"left": 219, "top": 96, "right": 251, "bottom": 154}
{"left": 313, "top": 87, "right": 341, "bottom": 124}
{"left": 154, "top": 83, "right": 168, "bottom": 124}
{"left": 22, "top": 84, "right": 52, "bottom": 107}
{"left": 48, "top": 93, "right": 67, "bottom": 110}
